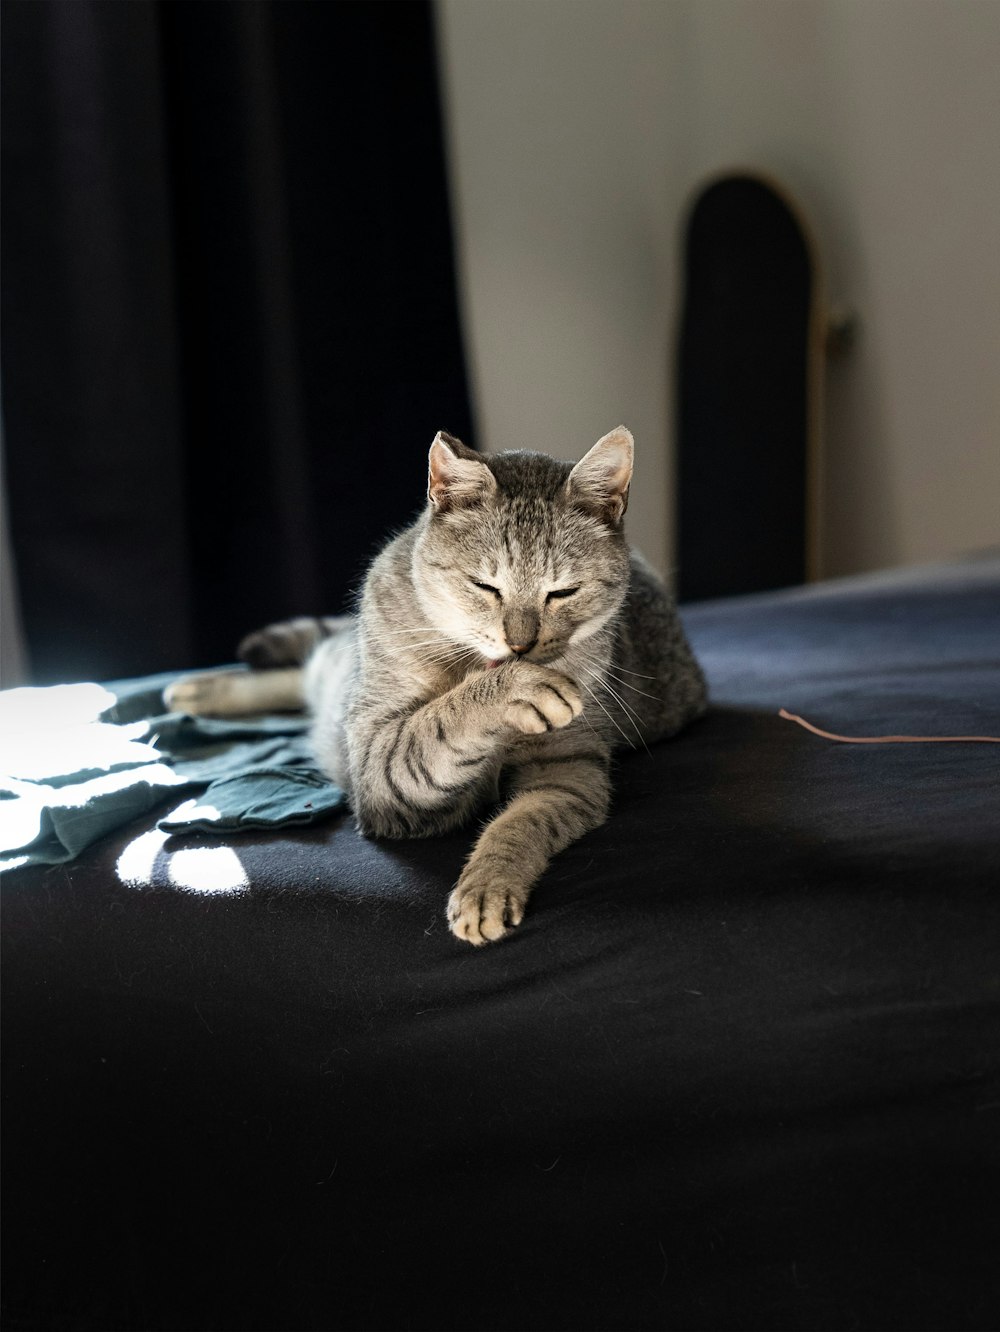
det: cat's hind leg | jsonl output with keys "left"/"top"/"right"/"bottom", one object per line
{"left": 164, "top": 615, "right": 356, "bottom": 716}
{"left": 164, "top": 667, "right": 305, "bottom": 717}
{"left": 238, "top": 616, "right": 352, "bottom": 668}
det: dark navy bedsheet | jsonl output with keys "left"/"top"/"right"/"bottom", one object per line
{"left": 4, "top": 556, "right": 998, "bottom": 1331}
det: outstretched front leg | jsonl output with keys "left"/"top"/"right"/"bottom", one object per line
{"left": 447, "top": 749, "right": 611, "bottom": 945}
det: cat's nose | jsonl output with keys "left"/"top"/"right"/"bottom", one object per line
{"left": 503, "top": 608, "right": 540, "bottom": 656}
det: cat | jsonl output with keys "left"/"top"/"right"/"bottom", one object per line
{"left": 164, "top": 426, "right": 707, "bottom": 944}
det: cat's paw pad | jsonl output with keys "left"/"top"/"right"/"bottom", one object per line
{"left": 447, "top": 875, "right": 526, "bottom": 946}
{"left": 163, "top": 673, "right": 236, "bottom": 717}
{"left": 505, "top": 670, "right": 583, "bottom": 735}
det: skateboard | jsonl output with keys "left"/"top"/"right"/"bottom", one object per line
{"left": 675, "top": 170, "right": 826, "bottom": 601}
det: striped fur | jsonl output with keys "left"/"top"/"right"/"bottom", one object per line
{"left": 165, "top": 427, "right": 706, "bottom": 944}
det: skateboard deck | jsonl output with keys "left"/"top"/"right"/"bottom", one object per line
{"left": 675, "top": 170, "right": 825, "bottom": 601}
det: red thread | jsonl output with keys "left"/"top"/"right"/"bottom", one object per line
{"left": 778, "top": 709, "right": 1000, "bottom": 745}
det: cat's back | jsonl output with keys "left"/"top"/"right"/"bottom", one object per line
{"left": 614, "top": 550, "right": 707, "bottom": 742}
{"left": 358, "top": 522, "right": 421, "bottom": 628}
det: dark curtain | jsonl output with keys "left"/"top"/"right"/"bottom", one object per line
{"left": 1, "top": 0, "right": 474, "bottom": 684}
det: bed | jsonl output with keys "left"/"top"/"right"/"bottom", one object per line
{"left": 3, "top": 554, "right": 999, "bottom": 1331}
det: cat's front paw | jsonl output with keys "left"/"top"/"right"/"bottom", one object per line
{"left": 504, "top": 664, "right": 583, "bottom": 736}
{"left": 447, "top": 870, "right": 527, "bottom": 945}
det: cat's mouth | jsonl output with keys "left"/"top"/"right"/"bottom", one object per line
{"left": 481, "top": 647, "right": 561, "bottom": 669}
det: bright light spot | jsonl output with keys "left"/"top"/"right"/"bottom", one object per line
{"left": 0, "top": 778, "right": 48, "bottom": 856}
{"left": 168, "top": 846, "right": 249, "bottom": 895}
{"left": 165, "top": 796, "right": 223, "bottom": 825}
{"left": 116, "top": 819, "right": 249, "bottom": 895}
{"left": 116, "top": 827, "right": 171, "bottom": 887}
{"left": 3, "top": 763, "right": 186, "bottom": 862}
{"left": 0, "top": 682, "right": 117, "bottom": 729}
{"left": 1, "top": 683, "right": 158, "bottom": 783}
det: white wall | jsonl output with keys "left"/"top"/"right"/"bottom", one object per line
{"left": 437, "top": 0, "right": 1000, "bottom": 582}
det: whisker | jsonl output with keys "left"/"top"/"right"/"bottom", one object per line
{"left": 583, "top": 668, "right": 649, "bottom": 754}
{"left": 423, "top": 644, "right": 484, "bottom": 666}
{"left": 572, "top": 651, "right": 663, "bottom": 712}
{"left": 597, "top": 680, "right": 650, "bottom": 755}
{"left": 397, "top": 641, "right": 468, "bottom": 654}
{"left": 577, "top": 673, "right": 635, "bottom": 750}
{"left": 600, "top": 669, "right": 661, "bottom": 702}
{"left": 573, "top": 646, "right": 658, "bottom": 685}
{"left": 395, "top": 638, "right": 476, "bottom": 657}
{"left": 415, "top": 653, "right": 481, "bottom": 671}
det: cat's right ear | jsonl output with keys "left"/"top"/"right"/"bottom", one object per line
{"left": 428, "top": 432, "right": 496, "bottom": 513}
{"left": 566, "top": 426, "right": 634, "bottom": 525}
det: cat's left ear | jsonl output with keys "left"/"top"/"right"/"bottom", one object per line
{"left": 427, "top": 431, "right": 496, "bottom": 513}
{"left": 566, "top": 426, "right": 634, "bottom": 525}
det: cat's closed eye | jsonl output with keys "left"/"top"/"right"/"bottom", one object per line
{"left": 470, "top": 579, "right": 500, "bottom": 597}
{"left": 546, "top": 587, "right": 579, "bottom": 601}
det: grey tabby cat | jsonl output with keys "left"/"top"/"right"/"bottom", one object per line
{"left": 165, "top": 427, "right": 706, "bottom": 944}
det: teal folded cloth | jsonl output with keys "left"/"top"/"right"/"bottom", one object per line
{"left": 0, "top": 671, "right": 346, "bottom": 870}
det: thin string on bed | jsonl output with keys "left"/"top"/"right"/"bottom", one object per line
{"left": 778, "top": 709, "right": 1000, "bottom": 744}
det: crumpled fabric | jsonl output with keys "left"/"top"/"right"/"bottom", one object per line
{"left": 0, "top": 671, "right": 345, "bottom": 869}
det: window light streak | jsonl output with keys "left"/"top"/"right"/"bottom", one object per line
{"left": 115, "top": 826, "right": 171, "bottom": 886}
{"left": 0, "top": 682, "right": 117, "bottom": 728}
{"left": 166, "top": 796, "right": 223, "bottom": 825}
{"left": 167, "top": 846, "right": 249, "bottom": 895}
{"left": 2, "top": 763, "right": 185, "bottom": 861}
{"left": 3, "top": 683, "right": 250, "bottom": 895}
{"left": 116, "top": 812, "right": 249, "bottom": 896}
{"left": 1, "top": 683, "right": 158, "bottom": 782}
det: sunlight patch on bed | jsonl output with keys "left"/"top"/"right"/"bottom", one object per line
{"left": 115, "top": 827, "right": 171, "bottom": 886}
{"left": 116, "top": 815, "right": 249, "bottom": 895}
{"left": 168, "top": 846, "right": 249, "bottom": 894}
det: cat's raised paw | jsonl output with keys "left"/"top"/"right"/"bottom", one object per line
{"left": 447, "top": 874, "right": 526, "bottom": 945}
{"left": 504, "top": 665, "right": 583, "bottom": 735}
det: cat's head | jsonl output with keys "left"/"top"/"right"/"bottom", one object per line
{"left": 412, "top": 427, "right": 634, "bottom": 665}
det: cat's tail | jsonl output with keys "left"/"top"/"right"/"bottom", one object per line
{"left": 238, "top": 616, "right": 353, "bottom": 669}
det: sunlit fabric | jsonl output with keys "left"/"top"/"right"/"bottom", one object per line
{"left": 1, "top": 673, "right": 343, "bottom": 868}
{"left": 0, "top": 683, "right": 154, "bottom": 780}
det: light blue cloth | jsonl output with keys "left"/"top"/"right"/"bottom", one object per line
{"left": 0, "top": 671, "right": 345, "bottom": 869}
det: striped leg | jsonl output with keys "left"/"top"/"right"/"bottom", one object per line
{"left": 447, "top": 752, "right": 610, "bottom": 945}
{"left": 238, "top": 616, "right": 353, "bottom": 668}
